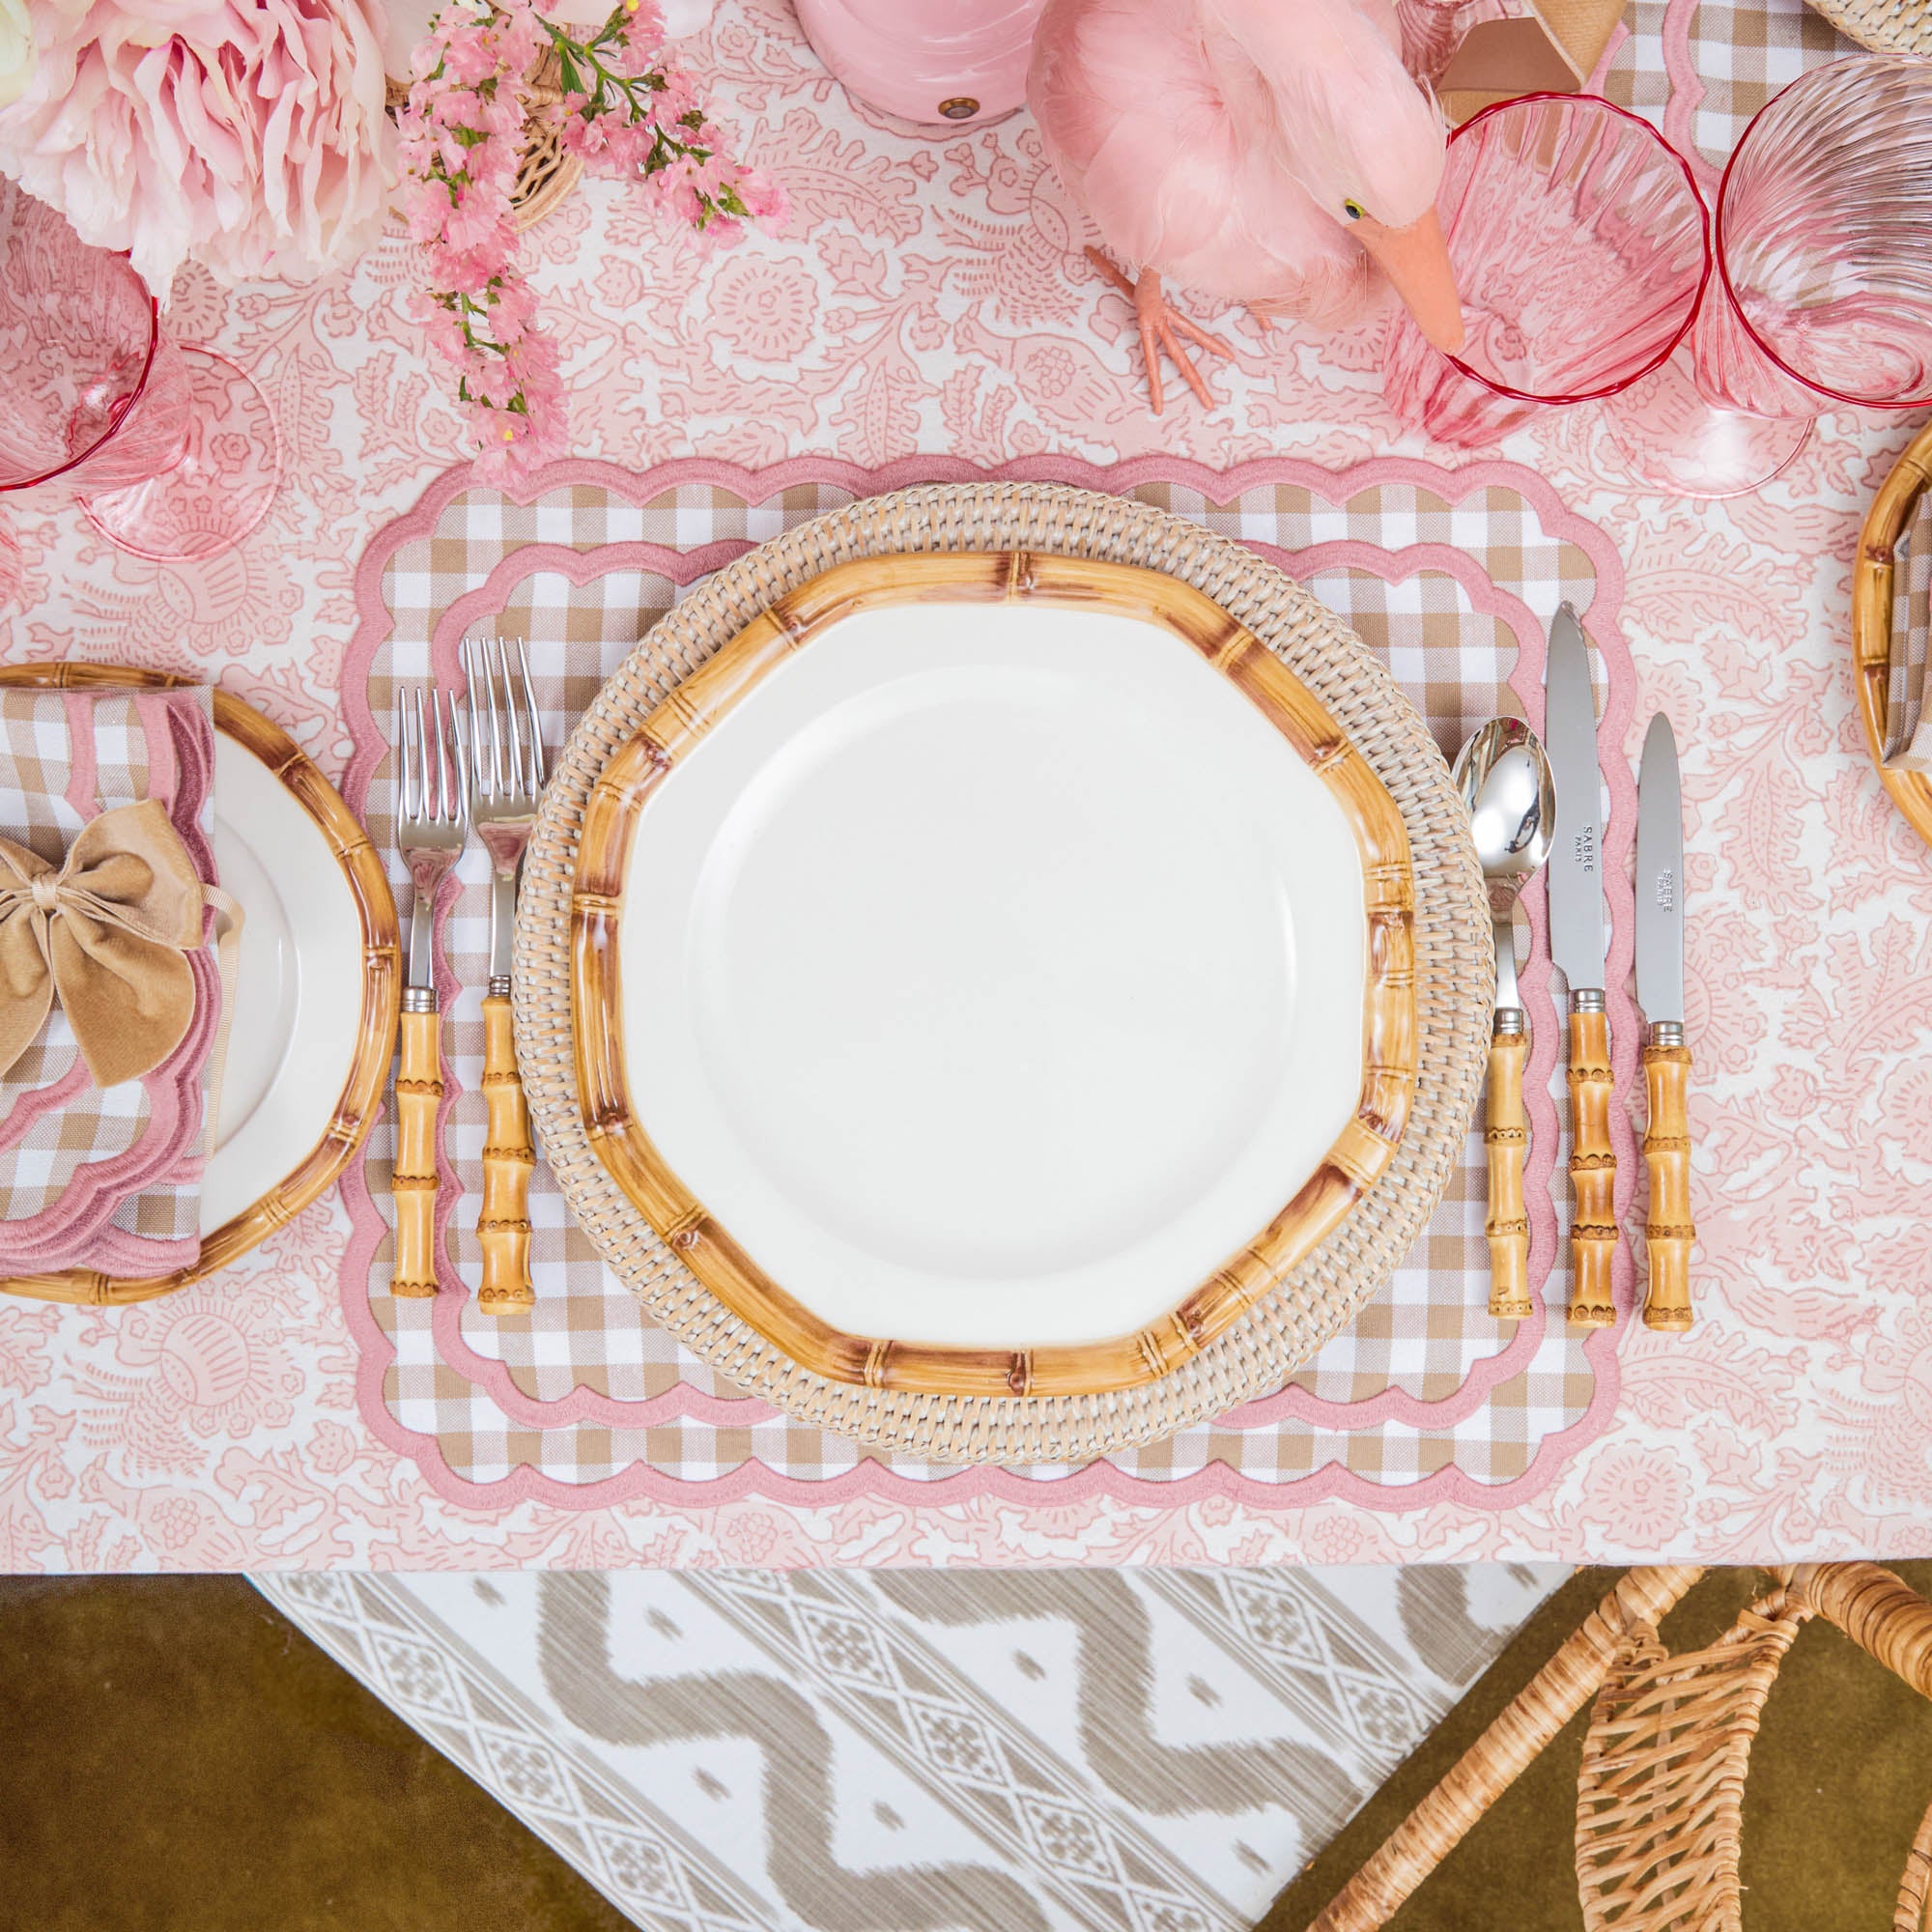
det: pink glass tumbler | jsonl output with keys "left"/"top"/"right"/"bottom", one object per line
{"left": 1598, "top": 57, "right": 1932, "bottom": 496}
{"left": 0, "top": 178, "right": 279, "bottom": 563}
{"left": 1697, "top": 54, "right": 1932, "bottom": 419}
{"left": 1383, "top": 93, "right": 1712, "bottom": 448}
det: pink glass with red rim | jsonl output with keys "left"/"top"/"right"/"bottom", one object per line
{"left": 1602, "top": 57, "right": 1932, "bottom": 495}
{"left": 1695, "top": 54, "right": 1932, "bottom": 419}
{"left": 0, "top": 178, "right": 279, "bottom": 563}
{"left": 1382, "top": 93, "right": 1714, "bottom": 447}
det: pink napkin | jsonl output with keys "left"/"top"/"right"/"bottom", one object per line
{"left": 0, "top": 686, "right": 228, "bottom": 1278}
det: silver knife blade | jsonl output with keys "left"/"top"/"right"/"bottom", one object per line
{"left": 1634, "top": 712, "right": 1684, "bottom": 1030}
{"left": 1545, "top": 603, "right": 1606, "bottom": 996}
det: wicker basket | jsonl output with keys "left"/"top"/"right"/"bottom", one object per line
{"left": 1804, "top": 0, "right": 1932, "bottom": 53}
{"left": 1577, "top": 1566, "right": 1932, "bottom": 1931}
{"left": 511, "top": 482, "right": 1493, "bottom": 1463}
{"left": 385, "top": 50, "right": 583, "bottom": 232}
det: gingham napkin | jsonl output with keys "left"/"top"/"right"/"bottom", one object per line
{"left": 1884, "top": 491, "right": 1932, "bottom": 772}
{"left": 0, "top": 686, "right": 238, "bottom": 1277}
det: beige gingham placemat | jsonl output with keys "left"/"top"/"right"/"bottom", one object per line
{"left": 1605, "top": 0, "right": 1861, "bottom": 177}
{"left": 342, "top": 457, "right": 1626, "bottom": 1492}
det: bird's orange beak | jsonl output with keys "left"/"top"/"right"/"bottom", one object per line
{"left": 1355, "top": 208, "right": 1465, "bottom": 355}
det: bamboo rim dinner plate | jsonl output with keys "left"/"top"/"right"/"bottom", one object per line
{"left": 0, "top": 663, "right": 399, "bottom": 1305}
{"left": 515, "top": 483, "right": 1492, "bottom": 1463}
{"left": 572, "top": 552, "right": 1417, "bottom": 1399}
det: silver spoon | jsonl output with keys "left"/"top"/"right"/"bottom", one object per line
{"left": 1453, "top": 717, "right": 1556, "bottom": 1321}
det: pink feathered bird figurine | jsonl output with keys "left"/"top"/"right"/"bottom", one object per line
{"left": 1028, "top": 0, "right": 1466, "bottom": 410}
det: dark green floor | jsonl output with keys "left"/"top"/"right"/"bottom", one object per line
{"left": 0, "top": 1577, "right": 633, "bottom": 1932}
{"left": 4, "top": 1569, "right": 1931, "bottom": 1929}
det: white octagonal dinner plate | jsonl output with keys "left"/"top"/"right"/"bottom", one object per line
{"left": 571, "top": 553, "right": 1415, "bottom": 1399}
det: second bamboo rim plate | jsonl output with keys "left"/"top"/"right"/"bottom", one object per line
{"left": 571, "top": 552, "right": 1417, "bottom": 1400}
{"left": 1854, "top": 418, "right": 1932, "bottom": 852}
{"left": 516, "top": 482, "right": 1491, "bottom": 1463}
{"left": 0, "top": 663, "right": 399, "bottom": 1305}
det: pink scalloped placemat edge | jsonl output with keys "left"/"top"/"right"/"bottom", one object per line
{"left": 339, "top": 450, "right": 1637, "bottom": 1517}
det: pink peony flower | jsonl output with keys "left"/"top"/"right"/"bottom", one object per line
{"left": 0, "top": 0, "right": 398, "bottom": 295}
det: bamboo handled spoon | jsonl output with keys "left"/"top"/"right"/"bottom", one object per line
{"left": 1454, "top": 718, "right": 1556, "bottom": 1321}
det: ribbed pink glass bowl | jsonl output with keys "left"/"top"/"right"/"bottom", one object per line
{"left": 1383, "top": 93, "right": 1712, "bottom": 448}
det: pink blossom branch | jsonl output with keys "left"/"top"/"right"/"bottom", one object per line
{"left": 400, "top": 0, "right": 786, "bottom": 481}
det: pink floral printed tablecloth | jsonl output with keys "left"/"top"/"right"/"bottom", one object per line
{"left": 1, "top": 0, "right": 1928, "bottom": 1571}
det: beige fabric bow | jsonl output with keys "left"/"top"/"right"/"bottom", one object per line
{"left": 0, "top": 799, "right": 207, "bottom": 1089}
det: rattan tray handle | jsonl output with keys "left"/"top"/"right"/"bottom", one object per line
{"left": 476, "top": 992, "right": 536, "bottom": 1313}
{"left": 1641, "top": 1041, "right": 1693, "bottom": 1331}
{"left": 1567, "top": 1006, "right": 1618, "bottom": 1326}
{"left": 1485, "top": 1028, "right": 1531, "bottom": 1320}
{"left": 390, "top": 1008, "right": 443, "bottom": 1297}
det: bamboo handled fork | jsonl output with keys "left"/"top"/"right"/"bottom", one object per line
{"left": 463, "top": 636, "right": 545, "bottom": 1315}
{"left": 390, "top": 688, "right": 468, "bottom": 1297}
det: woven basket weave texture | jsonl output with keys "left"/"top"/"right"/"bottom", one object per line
{"left": 512, "top": 482, "right": 1492, "bottom": 1463}
{"left": 1804, "top": 0, "right": 1931, "bottom": 52}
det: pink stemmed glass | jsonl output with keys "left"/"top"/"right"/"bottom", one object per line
{"left": 1382, "top": 94, "right": 1714, "bottom": 449}
{"left": 0, "top": 178, "right": 279, "bottom": 563}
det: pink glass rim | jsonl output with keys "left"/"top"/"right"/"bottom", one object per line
{"left": 1713, "top": 54, "right": 1932, "bottom": 412}
{"left": 1438, "top": 90, "right": 1714, "bottom": 408}
{"left": 0, "top": 185, "right": 161, "bottom": 495}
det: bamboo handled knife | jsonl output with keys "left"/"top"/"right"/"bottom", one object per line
{"left": 1545, "top": 604, "right": 1619, "bottom": 1326}
{"left": 1635, "top": 712, "right": 1693, "bottom": 1330}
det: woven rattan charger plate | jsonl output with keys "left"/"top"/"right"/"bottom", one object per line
{"left": 514, "top": 484, "right": 1492, "bottom": 1463}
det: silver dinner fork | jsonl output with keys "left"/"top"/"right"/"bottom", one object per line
{"left": 390, "top": 687, "right": 469, "bottom": 1298}
{"left": 463, "top": 635, "right": 545, "bottom": 1315}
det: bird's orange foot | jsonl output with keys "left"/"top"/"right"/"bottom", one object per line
{"left": 1085, "top": 248, "right": 1232, "bottom": 414}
